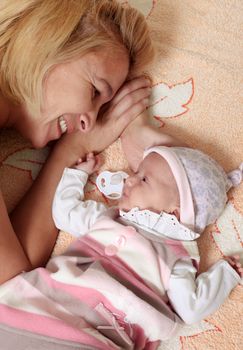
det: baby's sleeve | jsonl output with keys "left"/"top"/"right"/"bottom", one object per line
{"left": 167, "top": 258, "right": 240, "bottom": 325}
{"left": 52, "top": 168, "right": 107, "bottom": 237}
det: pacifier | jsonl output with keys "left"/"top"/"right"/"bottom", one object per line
{"left": 96, "top": 170, "right": 129, "bottom": 199}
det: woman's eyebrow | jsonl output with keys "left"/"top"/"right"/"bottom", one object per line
{"left": 95, "top": 76, "right": 113, "bottom": 97}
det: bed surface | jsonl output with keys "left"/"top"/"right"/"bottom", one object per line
{"left": 0, "top": 1, "right": 242, "bottom": 349}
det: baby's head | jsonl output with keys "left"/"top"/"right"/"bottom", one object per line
{"left": 119, "top": 151, "right": 180, "bottom": 217}
{"left": 119, "top": 146, "right": 234, "bottom": 233}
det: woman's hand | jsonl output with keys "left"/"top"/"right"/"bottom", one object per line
{"left": 89, "top": 76, "right": 152, "bottom": 151}
{"left": 53, "top": 76, "right": 152, "bottom": 163}
{"left": 121, "top": 110, "right": 186, "bottom": 171}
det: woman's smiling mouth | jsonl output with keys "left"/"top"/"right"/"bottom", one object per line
{"left": 58, "top": 115, "right": 68, "bottom": 134}
{"left": 58, "top": 114, "right": 88, "bottom": 135}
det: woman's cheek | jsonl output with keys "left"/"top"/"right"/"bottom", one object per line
{"left": 29, "top": 132, "right": 47, "bottom": 148}
{"left": 27, "top": 123, "right": 52, "bottom": 148}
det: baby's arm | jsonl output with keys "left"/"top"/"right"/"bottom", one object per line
{"left": 167, "top": 257, "right": 241, "bottom": 325}
{"left": 121, "top": 110, "right": 186, "bottom": 171}
{"left": 52, "top": 153, "right": 107, "bottom": 237}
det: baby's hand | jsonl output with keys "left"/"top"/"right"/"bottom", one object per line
{"left": 74, "top": 153, "right": 101, "bottom": 175}
{"left": 225, "top": 255, "right": 243, "bottom": 278}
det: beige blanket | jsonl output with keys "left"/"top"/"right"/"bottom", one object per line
{"left": 0, "top": 1, "right": 242, "bottom": 349}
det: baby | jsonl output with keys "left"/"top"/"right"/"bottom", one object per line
{"left": 52, "top": 145, "right": 242, "bottom": 335}
{"left": 118, "top": 144, "right": 243, "bottom": 240}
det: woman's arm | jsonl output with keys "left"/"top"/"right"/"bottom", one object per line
{"left": 9, "top": 137, "right": 84, "bottom": 270}
{"left": 0, "top": 191, "right": 31, "bottom": 282}
{"left": 121, "top": 110, "right": 187, "bottom": 171}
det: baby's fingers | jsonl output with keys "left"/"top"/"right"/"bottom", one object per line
{"left": 224, "top": 256, "right": 237, "bottom": 268}
{"left": 76, "top": 157, "right": 83, "bottom": 165}
{"left": 225, "top": 256, "right": 243, "bottom": 277}
{"left": 238, "top": 267, "right": 243, "bottom": 277}
{"left": 86, "top": 152, "right": 95, "bottom": 161}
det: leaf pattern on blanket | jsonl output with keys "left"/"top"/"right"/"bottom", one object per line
{"left": 3, "top": 147, "right": 50, "bottom": 180}
{"left": 148, "top": 78, "right": 194, "bottom": 118}
{"left": 159, "top": 319, "right": 220, "bottom": 350}
{"left": 211, "top": 201, "right": 243, "bottom": 263}
{"left": 121, "top": 0, "right": 157, "bottom": 18}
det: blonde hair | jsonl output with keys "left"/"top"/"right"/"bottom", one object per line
{"left": 0, "top": 0, "right": 154, "bottom": 117}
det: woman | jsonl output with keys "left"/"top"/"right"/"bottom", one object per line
{"left": 0, "top": 0, "right": 154, "bottom": 284}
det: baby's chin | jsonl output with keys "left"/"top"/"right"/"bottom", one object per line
{"left": 118, "top": 200, "right": 168, "bottom": 215}
{"left": 118, "top": 198, "right": 131, "bottom": 212}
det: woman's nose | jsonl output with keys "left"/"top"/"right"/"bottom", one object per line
{"left": 78, "top": 111, "right": 98, "bottom": 133}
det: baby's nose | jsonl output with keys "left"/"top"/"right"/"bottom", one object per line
{"left": 125, "top": 175, "right": 138, "bottom": 187}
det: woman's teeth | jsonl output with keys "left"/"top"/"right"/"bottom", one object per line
{"left": 59, "top": 116, "right": 67, "bottom": 134}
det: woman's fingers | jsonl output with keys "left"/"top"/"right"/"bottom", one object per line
{"left": 100, "top": 95, "right": 149, "bottom": 141}
{"left": 113, "top": 99, "right": 149, "bottom": 132}
{"left": 110, "top": 76, "right": 151, "bottom": 106}
{"left": 110, "top": 87, "right": 150, "bottom": 119}
{"left": 95, "top": 76, "right": 152, "bottom": 142}
{"left": 97, "top": 80, "right": 151, "bottom": 141}
{"left": 102, "top": 81, "right": 151, "bottom": 126}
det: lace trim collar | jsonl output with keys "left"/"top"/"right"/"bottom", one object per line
{"left": 119, "top": 207, "right": 199, "bottom": 241}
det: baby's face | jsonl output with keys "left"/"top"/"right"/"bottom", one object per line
{"left": 119, "top": 153, "right": 180, "bottom": 214}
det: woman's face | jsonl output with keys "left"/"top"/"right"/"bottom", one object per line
{"left": 17, "top": 47, "right": 129, "bottom": 148}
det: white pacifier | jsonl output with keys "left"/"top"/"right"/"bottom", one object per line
{"left": 96, "top": 170, "right": 129, "bottom": 199}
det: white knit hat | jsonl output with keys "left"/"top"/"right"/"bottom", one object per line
{"left": 144, "top": 146, "right": 242, "bottom": 233}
